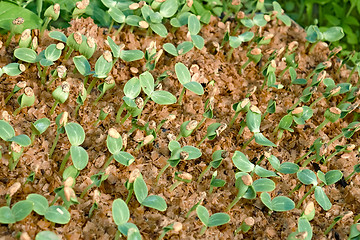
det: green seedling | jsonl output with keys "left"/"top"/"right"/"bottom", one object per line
{"left": 73, "top": 55, "right": 94, "bottom": 86}
{"left": 197, "top": 150, "right": 227, "bottom": 183}
{"left": 51, "top": 177, "right": 78, "bottom": 209}
{"left": 5, "top": 17, "right": 25, "bottom": 47}
{"left": 305, "top": 25, "right": 344, "bottom": 53}
{"left": 272, "top": 2, "right": 292, "bottom": 26}
{"left": 186, "top": 192, "right": 206, "bottom": 219}
{"left": 346, "top": 60, "right": 360, "bottom": 83}
{"left": 289, "top": 86, "right": 317, "bottom": 111}
{"left": 196, "top": 205, "right": 230, "bottom": 235}
{"left": 59, "top": 122, "right": 89, "bottom": 172}
{"left": 155, "top": 140, "right": 202, "bottom": 185}
{"left": 35, "top": 231, "right": 60, "bottom": 240}
{"left": 236, "top": 13, "right": 268, "bottom": 33}
{"left": 0, "top": 200, "right": 33, "bottom": 224}
{"left": 13, "top": 87, "right": 35, "bottom": 116}
{"left": 93, "top": 106, "right": 112, "bottom": 126}
{"left": 30, "top": 118, "right": 50, "bottom": 144}
{"left": 295, "top": 138, "right": 323, "bottom": 165}
{"left": 0, "top": 63, "right": 26, "bottom": 78}
{"left": 315, "top": 107, "right": 342, "bottom": 133}
{"left": 260, "top": 192, "right": 295, "bottom": 213}
{"left": 261, "top": 99, "right": 277, "bottom": 122}
{"left": 73, "top": 0, "right": 90, "bottom": 18}
{"left": 78, "top": 35, "right": 97, "bottom": 60}
{"left": 208, "top": 171, "right": 226, "bottom": 194}
{"left": 64, "top": 32, "right": 83, "bottom": 60}
{"left": 345, "top": 164, "right": 360, "bottom": 182}
{"left": 226, "top": 151, "right": 277, "bottom": 211}
{"left": 140, "top": 3, "right": 169, "bottom": 37}
{"left": 39, "top": 43, "right": 65, "bottom": 84}
{"left": 94, "top": 76, "right": 115, "bottom": 105}
{"left": 128, "top": 170, "right": 167, "bottom": 211}
{"left": 18, "top": 29, "right": 32, "bottom": 48}
{"left": 134, "top": 134, "right": 155, "bottom": 152}
{"left": 48, "top": 65, "right": 67, "bottom": 86}
{"left": 88, "top": 190, "right": 100, "bottom": 218}
{"left": 112, "top": 198, "right": 142, "bottom": 239}
{"left": 229, "top": 98, "right": 250, "bottom": 128}
{"left": 106, "top": 36, "right": 144, "bottom": 65}
{"left": 194, "top": 94, "right": 214, "bottom": 131}
{"left": 40, "top": 4, "right": 60, "bottom": 37}
{"left": 49, "top": 112, "right": 68, "bottom": 158}
{"left": 163, "top": 41, "right": 194, "bottom": 57}
{"left": 4, "top": 81, "right": 26, "bottom": 105}
{"left": 187, "top": 13, "right": 204, "bottom": 50}
{"left": 103, "top": 128, "right": 135, "bottom": 169}
{"left": 234, "top": 217, "right": 255, "bottom": 235}
{"left": 324, "top": 144, "right": 355, "bottom": 165}
{"left": 87, "top": 51, "right": 113, "bottom": 93}
{"left": 287, "top": 202, "right": 315, "bottom": 240}
{"left": 104, "top": 2, "right": 126, "bottom": 33}
{"left": 50, "top": 82, "right": 70, "bottom": 115}
{"left": 175, "top": 62, "right": 204, "bottom": 105}
{"left": 145, "top": 41, "right": 163, "bottom": 71}
{"left": 311, "top": 78, "right": 350, "bottom": 108}
{"left": 80, "top": 172, "right": 109, "bottom": 199}
{"left": 327, "top": 121, "right": 360, "bottom": 146}
{"left": 73, "top": 83, "right": 87, "bottom": 118}
{"left": 267, "top": 155, "right": 299, "bottom": 175}
{"left": 296, "top": 169, "right": 343, "bottom": 210}
{"left": 158, "top": 222, "right": 182, "bottom": 240}
{"left": 169, "top": 172, "right": 193, "bottom": 191}
{"left": 240, "top": 48, "right": 263, "bottom": 74}
{"left": 116, "top": 76, "right": 141, "bottom": 123}
{"left": 261, "top": 60, "right": 283, "bottom": 90}
{"left": 243, "top": 106, "right": 276, "bottom": 148}
{"left": 197, "top": 122, "right": 227, "bottom": 147}
{"left": 177, "top": 120, "right": 198, "bottom": 141}
{"left": 5, "top": 182, "right": 21, "bottom": 206}
{"left": 278, "top": 53, "right": 298, "bottom": 81}
{"left": 0, "top": 120, "right": 31, "bottom": 170}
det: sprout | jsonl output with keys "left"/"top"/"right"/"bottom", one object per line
{"left": 50, "top": 82, "right": 70, "bottom": 115}
{"left": 80, "top": 172, "right": 109, "bottom": 199}
{"left": 208, "top": 170, "right": 226, "bottom": 194}
{"left": 197, "top": 150, "right": 227, "bottom": 183}
{"left": 240, "top": 48, "right": 263, "bottom": 74}
{"left": 0, "top": 200, "right": 33, "bottom": 224}
{"left": 345, "top": 164, "right": 360, "bottom": 182}
{"left": 196, "top": 205, "right": 230, "bottom": 235}
{"left": 197, "top": 122, "right": 227, "bottom": 147}
{"left": 49, "top": 112, "right": 68, "bottom": 158}
{"left": 169, "top": 172, "right": 193, "bottom": 191}
{"left": 73, "top": 82, "right": 87, "bottom": 118}
{"left": 158, "top": 222, "right": 183, "bottom": 240}
{"left": 30, "top": 118, "right": 51, "bottom": 144}
{"left": 93, "top": 75, "right": 116, "bottom": 105}
{"left": 13, "top": 87, "right": 35, "bottom": 116}
{"left": 93, "top": 106, "right": 113, "bottom": 126}
{"left": 177, "top": 120, "right": 198, "bottom": 141}
{"left": 234, "top": 217, "right": 255, "bottom": 234}
{"left": 88, "top": 189, "right": 100, "bottom": 218}
{"left": 79, "top": 36, "right": 97, "bottom": 59}
{"left": 4, "top": 81, "right": 26, "bottom": 104}
{"left": 18, "top": 29, "right": 32, "bottom": 48}
{"left": 73, "top": 0, "right": 89, "bottom": 18}
{"left": 315, "top": 107, "right": 341, "bottom": 133}
{"left": 5, "top": 17, "right": 24, "bottom": 47}
{"left": 40, "top": 4, "right": 60, "bottom": 37}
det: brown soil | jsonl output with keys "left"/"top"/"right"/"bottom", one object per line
{"left": 0, "top": 16, "right": 359, "bottom": 240}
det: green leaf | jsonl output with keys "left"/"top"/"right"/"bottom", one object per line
{"left": 182, "top": 146, "right": 202, "bottom": 159}
{"left": 0, "top": 2, "right": 42, "bottom": 33}
{"left": 45, "top": 44, "right": 62, "bottom": 62}
{"left": 44, "top": 206, "right": 70, "bottom": 224}
{"left": 191, "top": 35, "right": 204, "bottom": 49}
{"left": 120, "top": 50, "right": 144, "bottom": 62}
{"left": 232, "top": 151, "right": 254, "bottom": 172}
{"left": 268, "top": 155, "right": 280, "bottom": 170}
{"left": 127, "top": 228, "right": 142, "bottom": 240}
{"left": 65, "top": 123, "right": 85, "bottom": 146}
{"left": 94, "top": 55, "right": 112, "bottom": 78}
{"left": 26, "top": 194, "right": 48, "bottom": 216}
{"left": 163, "top": 43, "right": 178, "bottom": 56}
{"left": 35, "top": 231, "right": 60, "bottom": 240}
{"left": 188, "top": 14, "right": 201, "bottom": 35}
{"left": 63, "top": 166, "right": 79, "bottom": 181}
{"left": 278, "top": 162, "right": 299, "bottom": 174}
{"left": 0, "top": 207, "right": 15, "bottom": 224}
{"left": 208, "top": 213, "right": 230, "bottom": 227}
{"left": 254, "top": 133, "right": 277, "bottom": 147}
{"left": 12, "top": 200, "right": 33, "bottom": 222}
{"left": 150, "top": 23, "right": 168, "bottom": 37}
{"left": 177, "top": 41, "right": 193, "bottom": 55}
{"left": 175, "top": 62, "right": 191, "bottom": 85}
{"left": 260, "top": 192, "right": 272, "bottom": 210}
{"left": 49, "top": 31, "right": 67, "bottom": 43}
{"left": 278, "top": 114, "right": 294, "bottom": 131}
{"left": 254, "top": 166, "right": 277, "bottom": 177}
{"left": 160, "top": 0, "right": 178, "bottom": 18}
{"left": 118, "top": 223, "right": 140, "bottom": 237}
{"left": 70, "top": 146, "right": 88, "bottom": 170}
{"left": 253, "top": 14, "right": 267, "bottom": 27}
{"left": 125, "top": 15, "right": 142, "bottom": 26}
{"left": 108, "top": 7, "right": 125, "bottom": 23}
{"left": 107, "top": 134, "right": 123, "bottom": 154}
{"left": 246, "top": 109, "right": 261, "bottom": 133}
{"left": 298, "top": 217, "right": 312, "bottom": 240}
{"left": 107, "top": 36, "right": 120, "bottom": 58}
{"left": 324, "top": 170, "right": 343, "bottom": 185}
{"left": 142, "top": 195, "right": 167, "bottom": 211}
{"left": 73, "top": 55, "right": 92, "bottom": 76}
{"left": 123, "top": 77, "right": 141, "bottom": 99}
{"left": 32, "top": 118, "right": 51, "bottom": 135}
{"left": 112, "top": 198, "right": 129, "bottom": 226}
{"left": 14, "top": 48, "right": 37, "bottom": 63}
{"left": 297, "top": 169, "right": 317, "bottom": 185}
{"left": 113, "top": 151, "right": 135, "bottom": 166}
{"left": 9, "top": 134, "right": 31, "bottom": 146}
{"left": 323, "top": 27, "right": 344, "bottom": 42}
{"left": 140, "top": 71, "right": 155, "bottom": 96}
{"left": 271, "top": 196, "right": 295, "bottom": 212}
{"left": 168, "top": 140, "right": 181, "bottom": 152}
{"left": 151, "top": 91, "right": 177, "bottom": 105}
{"left": 184, "top": 81, "right": 204, "bottom": 95}
{"left": 196, "top": 205, "right": 209, "bottom": 226}
{"left": 2, "top": 63, "right": 23, "bottom": 76}
{"left": 314, "top": 186, "right": 331, "bottom": 210}
{"left": 134, "top": 175, "right": 148, "bottom": 204}
{"left": 253, "top": 178, "right": 276, "bottom": 192}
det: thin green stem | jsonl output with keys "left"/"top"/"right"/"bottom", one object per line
{"left": 295, "top": 150, "right": 312, "bottom": 164}
{"left": 49, "top": 131, "right": 60, "bottom": 158}
{"left": 315, "top": 119, "right": 329, "bottom": 134}
{"left": 278, "top": 66, "right": 290, "bottom": 80}
{"left": 308, "top": 41, "right": 319, "bottom": 54}
{"left": 239, "top": 59, "right": 251, "bottom": 74}
{"left": 40, "top": 17, "right": 51, "bottom": 38}
{"left": 83, "top": 76, "right": 89, "bottom": 86}
{"left": 197, "top": 135, "right": 207, "bottom": 147}
{"left": 289, "top": 99, "right": 301, "bottom": 111}
{"left": 155, "top": 163, "right": 170, "bottom": 186}
{"left": 30, "top": 132, "right": 36, "bottom": 145}
{"left": 5, "top": 32, "right": 15, "bottom": 47}
{"left": 296, "top": 185, "right": 316, "bottom": 209}
{"left": 115, "top": 103, "right": 125, "bottom": 123}
{"left": 137, "top": 96, "right": 150, "bottom": 120}
{"left": 310, "top": 96, "right": 324, "bottom": 108}
{"left": 49, "top": 194, "right": 59, "bottom": 206}
{"left": 64, "top": 48, "right": 74, "bottom": 61}
{"left": 169, "top": 181, "right": 182, "bottom": 191}
{"left": 229, "top": 112, "right": 240, "bottom": 128}
{"left": 40, "top": 66, "right": 49, "bottom": 85}
{"left": 199, "top": 225, "right": 207, "bottom": 236}
{"left": 346, "top": 67, "right": 356, "bottom": 83}
{"left": 194, "top": 117, "right": 206, "bottom": 131}
{"left": 4, "top": 92, "right": 14, "bottom": 104}
{"left": 73, "top": 104, "right": 81, "bottom": 118}
{"left": 93, "top": 92, "right": 105, "bottom": 105}
{"left": 242, "top": 135, "right": 255, "bottom": 149}
{"left": 80, "top": 182, "right": 96, "bottom": 198}
{"left": 178, "top": 87, "right": 186, "bottom": 105}
{"left": 108, "top": 20, "right": 114, "bottom": 33}
{"left": 120, "top": 112, "right": 131, "bottom": 125}
{"left": 87, "top": 78, "right": 99, "bottom": 94}
{"left": 301, "top": 155, "right": 316, "bottom": 167}
{"left": 49, "top": 100, "right": 59, "bottom": 115}
{"left": 345, "top": 171, "right": 356, "bottom": 182}
{"left": 115, "top": 23, "right": 125, "bottom": 36}
{"left": 125, "top": 188, "right": 134, "bottom": 204}
{"left": 226, "top": 48, "right": 234, "bottom": 62}
{"left": 323, "top": 151, "right": 339, "bottom": 165}
{"left": 197, "top": 165, "right": 212, "bottom": 184}
{"left": 102, "top": 155, "right": 114, "bottom": 171}
{"left": 324, "top": 216, "right": 343, "bottom": 235}
{"left": 13, "top": 107, "right": 23, "bottom": 116}
{"left": 289, "top": 183, "right": 302, "bottom": 196}
{"left": 59, "top": 151, "right": 71, "bottom": 173}
{"left": 328, "top": 132, "right": 344, "bottom": 146}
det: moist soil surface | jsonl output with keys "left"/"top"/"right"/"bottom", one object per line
{"left": 0, "top": 16, "right": 359, "bottom": 240}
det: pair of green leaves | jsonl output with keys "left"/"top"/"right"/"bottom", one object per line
{"left": 0, "top": 63, "right": 24, "bottom": 77}
{"left": 14, "top": 44, "right": 62, "bottom": 67}
{"left": 0, "top": 120, "right": 31, "bottom": 146}
{"left": 297, "top": 169, "right": 343, "bottom": 210}
{"left": 168, "top": 140, "right": 202, "bottom": 167}
{"left": 175, "top": 62, "right": 204, "bottom": 96}
{"left": 0, "top": 200, "right": 33, "bottom": 224}
{"left": 196, "top": 205, "right": 230, "bottom": 229}
{"left": 106, "top": 132, "right": 135, "bottom": 166}
{"left": 306, "top": 25, "right": 345, "bottom": 43}
{"left": 260, "top": 192, "right": 295, "bottom": 212}
{"left": 106, "top": 36, "right": 144, "bottom": 62}
{"left": 112, "top": 198, "right": 142, "bottom": 239}
{"left": 64, "top": 123, "right": 89, "bottom": 170}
